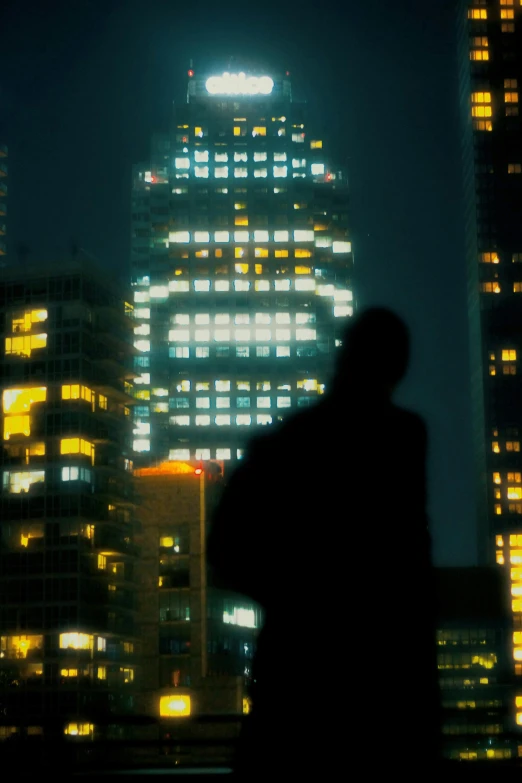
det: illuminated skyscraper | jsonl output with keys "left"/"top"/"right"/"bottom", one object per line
{"left": 131, "top": 67, "right": 353, "bottom": 464}
{"left": 0, "top": 259, "right": 139, "bottom": 739}
{"left": 458, "top": 1, "right": 522, "bottom": 678}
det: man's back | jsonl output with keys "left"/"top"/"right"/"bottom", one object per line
{"left": 206, "top": 309, "right": 441, "bottom": 773}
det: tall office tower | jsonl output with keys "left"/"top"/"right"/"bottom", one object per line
{"left": 131, "top": 67, "right": 353, "bottom": 464}
{"left": 436, "top": 567, "right": 517, "bottom": 761}
{"left": 0, "top": 259, "right": 138, "bottom": 742}
{"left": 0, "top": 145, "right": 6, "bottom": 262}
{"left": 458, "top": 1, "right": 522, "bottom": 670}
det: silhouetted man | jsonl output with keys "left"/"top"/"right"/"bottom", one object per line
{"left": 207, "top": 307, "right": 441, "bottom": 776}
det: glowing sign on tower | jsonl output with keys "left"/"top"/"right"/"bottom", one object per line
{"left": 205, "top": 72, "right": 274, "bottom": 96}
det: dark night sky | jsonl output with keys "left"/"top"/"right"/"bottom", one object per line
{"left": 0, "top": 0, "right": 476, "bottom": 566}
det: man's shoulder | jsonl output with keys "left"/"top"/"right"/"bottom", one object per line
{"left": 388, "top": 405, "right": 428, "bottom": 448}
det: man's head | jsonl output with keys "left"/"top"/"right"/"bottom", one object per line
{"left": 332, "top": 307, "right": 410, "bottom": 397}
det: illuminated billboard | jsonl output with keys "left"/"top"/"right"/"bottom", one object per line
{"left": 205, "top": 72, "right": 274, "bottom": 96}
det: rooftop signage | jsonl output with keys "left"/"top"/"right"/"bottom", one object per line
{"left": 205, "top": 72, "right": 274, "bottom": 96}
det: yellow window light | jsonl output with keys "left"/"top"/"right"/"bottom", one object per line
{"left": 5, "top": 333, "right": 47, "bottom": 357}
{"left": 11, "top": 309, "right": 48, "bottom": 332}
{"left": 59, "top": 633, "right": 92, "bottom": 650}
{"left": 3, "top": 414, "right": 30, "bottom": 440}
{"left": 159, "top": 694, "right": 191, "bottom": 717}
{"left": 3, "top": 386, "right": 47, "bottom": 415}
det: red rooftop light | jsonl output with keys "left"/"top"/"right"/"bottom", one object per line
{"left": 188, "top": 69, "right": 194, "bottom": 77}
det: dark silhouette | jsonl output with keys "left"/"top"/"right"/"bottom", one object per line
{"left": 207, "top": 307, "right": 441, "bottom": 775}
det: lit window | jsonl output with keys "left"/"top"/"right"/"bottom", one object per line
{"left": 274, "top": 280, "right": 290, "bottom": 291}
{"left": 60, "top": 438, "right": 95, "bottom": 463}
{"left": 294, "top": 230, "right": 314, "bottom": 242}
{"left": 215, "top": 415, "right": 231, "bottom": 426}
{"left": 276, "top": 329, "right": 291, "bottom": 341}
{"left": 194, "top": 231, "right": 210, "bottom": 243}
{"left": 60, "top": 632, "right": 92, "bottom": 650}
{"left": 195, "top": 150, "right": 209, "bottom": 162}
{"left": 505, "top": 92, "right": 519, "bottom": 103}
{"left": 255, "top": 280, "right": 270, "bottom": 291}
{"left": 194, "top": 166, "right": 209, "bottom": 178}
{"left": 215, "top": 380, "right": 230, "bottom": 392}
{"left": 195, "top": 415, "right": 211, "bottom": 426}
{"left": 295, "top": 279, "right": 315, "bottom": 291}
{"left": 195, "top": 329, "right": 210, "bottom": 341}
{"left": 502, "top": 350, "right": 517, "bottom": 361}
{"left": 252, "top": 126, "right": 266, "bottom": 136}
{"left": 471, "top": 106, "right": 492, "bottom": 117}
{"left": 254, "top": 168, "right": 267, "bottom": 178}
{"left": 254, "top": 230, "right": 269, "bottom": 242}
{"left": 133, "top": 438, "right": 150, "bottom": 451}
{"left": 275, "top": 313, "right": 290, "bottom": 324}
{"left": 254, "top": 152, "right": 267, "bottom": 162}
{"left": 311, "top": 163, "right": 325, "bottom": 175}
{"left": 235, "top": 230, "right": 249, "bottom": 242}
{"left": 508, "top": 164, "right": 522, "bottom": 174}
{"left": 235, "top": 167, "right": 248, "bottom": 178}
{"left": 257, "top": 414, "right": 272, "bottom": 425}
{"left": 169, "top": 231, "right": 190, "bottom": 243}
{"left": 257, "top": 397, "right": 271, "bottom": 408}
{"left": 215, "top": 231, "right": 230, "bottom": 243}
{"left": 214, "top": 329, "right": 230, "bottom": 341}
{"left": 234, "top": 152, "right": 248, "bottom": 162}
{"left": 216, "top": 397, "right": 230, "bottom": 409}
{"left": 277, "top": 397, "right": 291, "bottom": 408}
{"left": 332, "top": 241, "right": 351, "bottom": 253}
{"left": 255, "top": 329, "right": 271, "bottom": 342}
{"left": 3, "top": 386, "right": 47, "bottom": 417}
{"left": 11, "top": 309, "right": 48, "bottom": 332}
{"left": 481, "top": 282, "right": 501, "bottom": 293}
{"left": 169, "top": 281, "right": 190, "bottom": 292}
{"left": 215, "top": 281, "right": 230, "bottom": 291}
{"left": 194, "top": 280, "right": 211, "bottom": 292}
{"left": 175, "top": 158, "right": 190, "bottom": 170}
{"left": 3, "top": 470, "right": 45, "bottom": 493}
{"left": 276, "top": 346, "right": 290, "bottom": 357}
{"left": 171, "top": 416, "right": 190, "bottom": 426}
{"left": 296, "top": 328, "right": 317, "bottom": 341}
{"left": 169, "top": 329, "right": 190, "bottom": 342}
{"left": 215, "top": 166, "right": 229, "bottom": 178}
{"left": 481, "top": 252, "right": 500, "bottom": 263}
{"left": 234, "top": 280, "right": 250, "bottom": 291}
{"left": 274, "top": 166, "right": 287, "bottom": 178}
{"left": 235, "top": 263, "right": 249, "bottom": 274}
{"left": 468, "top": 9, "right": 487, "bottom": 19}
{"left": 5, "top": 333, "right": 47, "bottom": 357}
{"left": 470, "top": 50, "right": 489, "bottom": 60}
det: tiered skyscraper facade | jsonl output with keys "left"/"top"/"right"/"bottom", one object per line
{"left": 131, "top": 68, "right": 353, "bottom": 464}
{"left": 0, "top": 259, "right": 138, "bottom": 739}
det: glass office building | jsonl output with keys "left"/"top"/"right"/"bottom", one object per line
{"left": 131, "top": 68, "right": 353, "bottom": 464}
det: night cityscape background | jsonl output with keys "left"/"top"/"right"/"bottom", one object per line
{"left": 0, "top": 0, "right": 476, "bottom": 567}
{"left": 7, "top": 0, "right": 522, "bottom": 771}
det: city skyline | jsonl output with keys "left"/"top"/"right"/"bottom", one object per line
{"left": 0, "top": 0, "right": 475, "bottom": 566}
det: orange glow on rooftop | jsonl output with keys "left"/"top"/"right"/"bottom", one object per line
{"left": 134, "top": 461, "right": 196, "bottom": 477}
